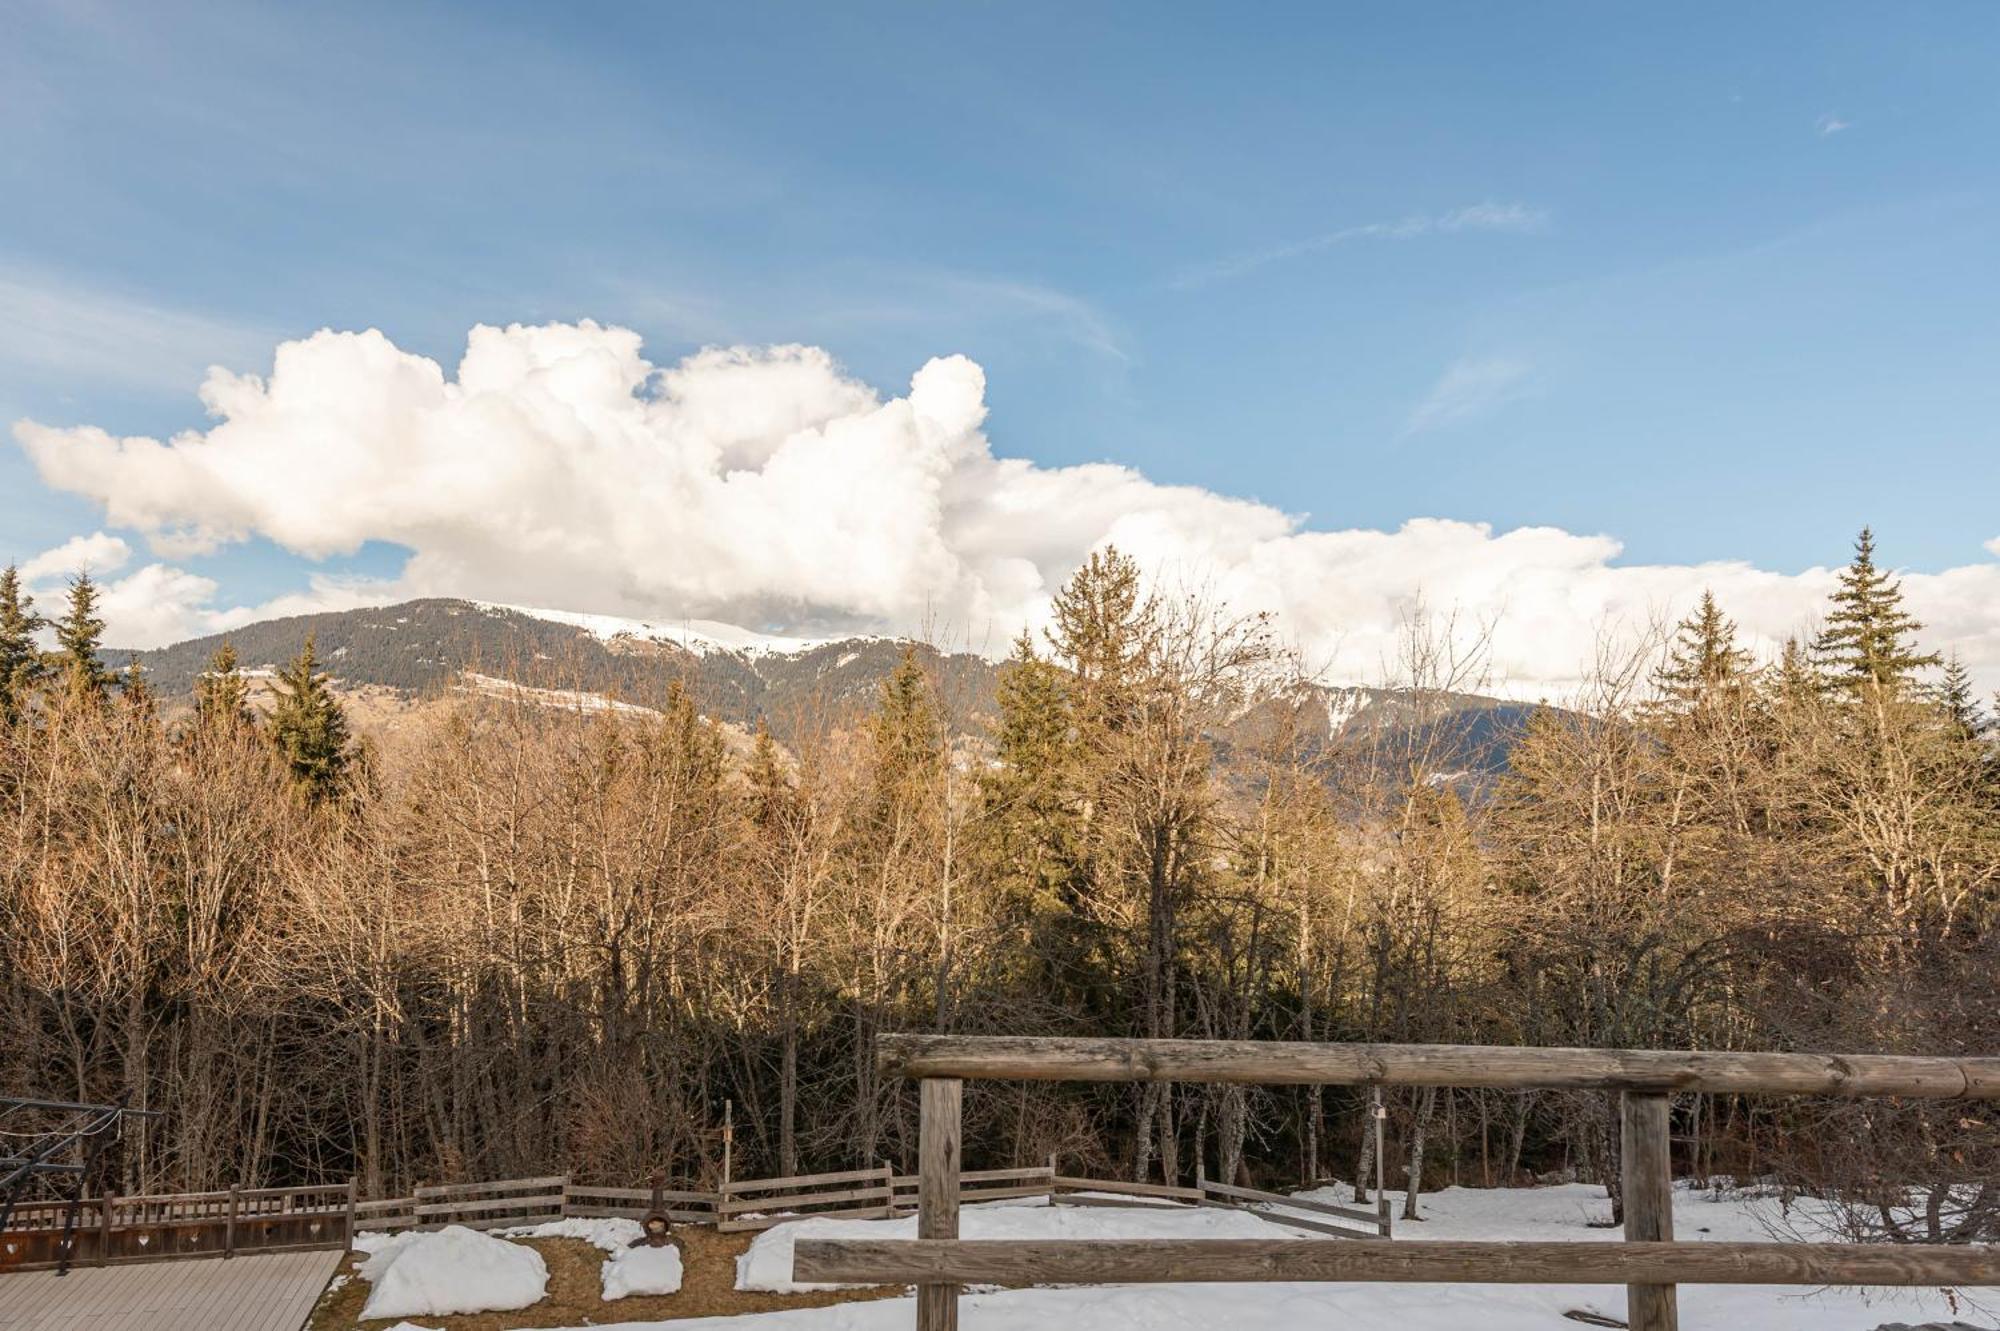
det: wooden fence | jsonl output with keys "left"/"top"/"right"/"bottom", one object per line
{"left": 0, "top": 1128, "right": 1390, "bottom": 1278}
{"left": 2, "top": 1161, "right": 1222, "bottom": 1275}
{"left": 794, "top": 1034, "right": 2000, "bottom": 1331}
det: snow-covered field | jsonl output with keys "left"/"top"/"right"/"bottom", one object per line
{"left": 737, "top": 1194, "right": 1326, "bottom": 1293}
{"left": 522, "top": 1185, "right": 1986, "bottom": 1331}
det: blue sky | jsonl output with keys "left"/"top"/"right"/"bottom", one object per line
{"left": 4, "top": 1, "right": 1999, "bottom": 678}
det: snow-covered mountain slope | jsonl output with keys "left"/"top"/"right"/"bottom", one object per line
{"left": 473, "top": 601, "right": 874, "bottom": 660}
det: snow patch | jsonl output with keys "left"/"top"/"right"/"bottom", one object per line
{"left": 737, "top": 1196, "right": 1313, "bottom": 1294}
{"left": 499, "top": 1215, "right": 647, "bottom": 1252}
{"left": 356, "top": 1224, "right": 549, "bottom": 1320}
{"left": 602, "top": 1242, "right": 685, "bottom": 1299}
{"left": 480, "top": 601, "right": 866, "bottom": 660}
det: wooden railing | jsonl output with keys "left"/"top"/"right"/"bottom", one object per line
{"left": 794, "top": 1034, "right": 2000, "bottom": 1331}
{"left": 0, "top": 1153, "right": 1391, "bottom": 1277}
{"left": 719, "top": 1165, "right": 897, "bottom": 1233}
{"left": 0, "top": 1183, "right": 357, "bottom": 1273}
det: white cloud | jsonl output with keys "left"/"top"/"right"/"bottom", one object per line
{"left": 1175, "top": 202, "right": 1549, "bottom": 288}
{"left": 16, "top": 322, "right": 2000, "bottom": 692}
{"left": 1404, "top": 355, "right": 1537, "bottom": 435}
{"left": 20, "top": 531, "right": 132, "bottom": 582}
{"left": 1817, "top": 113, "right": 1852, "bottom": 136}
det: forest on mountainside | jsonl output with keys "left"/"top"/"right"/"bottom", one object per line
{"left": 0, "top": 531, "right": 1994, "bottom": 1243}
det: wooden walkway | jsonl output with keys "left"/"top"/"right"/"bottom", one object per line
{"left": 0, "top": 1250, "right": 341, "bottom": 1331}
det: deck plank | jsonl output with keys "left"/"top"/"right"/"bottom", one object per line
{"left": 0, "top": 1251, "right": 341, "bottom": 1331}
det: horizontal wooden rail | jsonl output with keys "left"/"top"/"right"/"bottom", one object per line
{"left": 566, "top": 1184, "right": 716, "bottom": 1204}
{"left": 413, "top": 1192, "right": 565, "bottom": 1217}
{"left": 877, "top": 1035, "right": 2000, "bottom": 1097}
{"left": 719, "top": 1184, "right": 893, "bottom": 1214}
{"left": 1053, "top": 1175, "right": 1202, "bottom": 1202}
{"left": 414, "top": 1174, "right": 567, "bottom": 1198}
{"left": 1198, "top": 1180, "right": 1378, "bottom": 1228}
{"left": 723, "top": 1166, "right": 889, "bottom": 1194}
{"left": 793, "top": 1237, "right": 2000, "bottom": 1288}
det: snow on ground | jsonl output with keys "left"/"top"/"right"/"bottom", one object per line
{"left": 356, "top": 1223, "right": 551, "bottom": 1320}
{"left": 500, "top": 1215, "right": 648, "bottom": 1251}
{"left": 737, "top": 1195, "right": 1314, "bottom": 1293}
{"left": 515, "top": 1184, "right": 1986, "bottom": 1331}
{"left": 602, "top": 1242, "right": 687, "bottom": 1299}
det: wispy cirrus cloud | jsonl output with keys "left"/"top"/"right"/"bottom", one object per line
{"left": 1817, "top": 113, "right": 1853, "bottom": 136}
{"left": 0, "top": 264, "right": 277, "bottom": 395}
{"left": 1173, "top": 202, "right": 1549, "bottom": 289}
{"left": 1403, "top": 354, "right": 1537, "bottom": 436}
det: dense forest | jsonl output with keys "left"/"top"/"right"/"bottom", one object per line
{"left": 1, "top": 530, "right": 1993, "bottom": 1243}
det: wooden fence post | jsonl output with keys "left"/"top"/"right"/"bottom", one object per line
{"left": 224, "top": 1183, "right": 240, "bottom": 1259}
{"left": 1620, "top": 1091, "right": 1677, "bottom": 1331}
{"left": 1372, "top": 1089, "right": 1390, "bottom": 1237}
{"left": 345, "top": 1177, "right": 359, "bottom": 1250}
{"left": 917, "top": 1078, "right": 962, "bottom": 1331}
{"left": 98, "top": 1192, "right": 113, "bottom": 1267}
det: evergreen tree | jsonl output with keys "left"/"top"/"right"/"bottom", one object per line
{"left": 1047, "top": 546, "right": 1153, "bottom": 731}
{"left": 980, "top": 631, "right": 1083, "bottom": 912}
{"left": 119, "top": 658, "right": 157, "bottom": 722}
{"left": 869, "top": 646, "right": 943, "bottom": 824}
{"left": 268, "top": 634, "right": 352, "bottom": 803}
{"left": 1936, "top": 654, "right": 1989, "bottom": 742}
{"left": 745, "top": 720, "right": 795, "bottom": 833}
{"left": 1812, "top": 528, "right": 1940, "bottom": 693}
{"left": 195, "top": 640, "right": 255, "bottom": 733}
{"left": 1772, "top": 636, "right": 1819, "bottom": 706}
{"left": 53, "top": 573, "right": 113, "bottom": 705}
{"left": 1652, "top": 590, "right": 1752, "bottom": 711}
{"left": 0, "top": 564, "right": 47, "bottom": 722}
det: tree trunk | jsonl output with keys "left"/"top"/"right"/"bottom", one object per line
{"left": 1403, "top": 1086, "right": 1437, "bottom": 1220}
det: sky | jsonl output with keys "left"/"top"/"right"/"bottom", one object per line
{"left": 4, "top": 1, "right": 1999, "bottom": 694}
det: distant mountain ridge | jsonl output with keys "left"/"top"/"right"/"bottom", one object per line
{"left": 121, "top": 598, "right": 1539, "bottom": 775}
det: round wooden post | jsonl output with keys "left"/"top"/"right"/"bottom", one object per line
{"left": 224, "top": 1183, "right": 240, "bottom": 1259}
{"left": 918, "top": 1078, "right": 962, "bottom": 1331}
{"left": 1372, "top": 1089, "right": 1390, "bottom": 1237}
{"left": 1620, "top": 1091, "right": 1678, "bottom": 1331}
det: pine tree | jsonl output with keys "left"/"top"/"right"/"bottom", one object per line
{"left": 1772, "top": 636, "right": 1819, "bottom": 706}
{"left": 268, "top": 634, "right": 352, "bottom": 803}
{"left": 53, "top": 573, "right": 113, "bottom": 705}
{"left": 869, "top": 646, "right": 943, "bottom": 824}
{"left": 0, "top": 564, "right": 47, "bottom": 723}
{"left": 195, "top": 640, "right": 254, "bottom": 733}
{"left": 980, "top": 631, "right": 1083, "bottom": 912}
{"left": 745, "top": 720, "right": 795, "bottom": 833}
{"left": 1047, "top": 546, "right": 1153, "bottom": 731}
{"left": 1652, "top": 590, "right": 1752, "bottom": 711}
{"left": 119, "top": 658, "right": 157, "bottom": 722}
{"left": 1812, "top": 528, "right": 1940, "bottom": 693}
{"left": 1937, "top": 654, "right": 1989, "bottom": 742}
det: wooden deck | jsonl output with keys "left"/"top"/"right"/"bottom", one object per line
{"left": 0, "top": 1249, "right": 342, "bottom": 1331}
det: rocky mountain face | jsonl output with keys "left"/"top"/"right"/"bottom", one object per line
{"left": 122, "top": 598, "right": 1539, "bottom": 777}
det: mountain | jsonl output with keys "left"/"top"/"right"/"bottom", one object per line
{"left": 117, "top": 598, "right": 1001, "bottom": 743}
{"left": 118, "top": 598, "right": 1538, "bottom": 776}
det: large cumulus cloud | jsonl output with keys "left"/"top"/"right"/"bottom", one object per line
{"left": 15, "top": 321, "right": 2000, "bottom": 694}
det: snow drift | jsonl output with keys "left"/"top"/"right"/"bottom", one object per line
{"left": 356, "top": 1223, "right": 549, "bottom": 1320}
